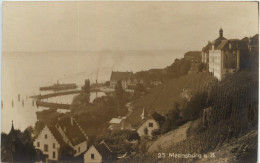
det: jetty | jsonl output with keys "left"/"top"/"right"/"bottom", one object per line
{"left": 36, "top": 100, "right": 70, "bottom": 110}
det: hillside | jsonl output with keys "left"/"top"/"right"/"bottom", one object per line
{"left": 128, "top": 72, "right": 216, "bottom": 127}
{"left": 148, "top": 121, "right": 193, "bottom": 153}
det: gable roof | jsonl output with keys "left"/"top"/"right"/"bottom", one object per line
{"left": 57, "top": 117, "right": 87, "bottom": 146}
{"left": 127, "top": 109, "right": 162, "bottom": 129}
{"left": 110, "top": 71, "right": 133, "bottom": 81}
{"left": 215, "top": 40, "right": 228, "bottom": 50}
{"left": 48, "top": 125, "right": 73, "bottom": 153}
{"left": 136, "top": 115, "right": 159, "bottom": 129}
{"left": 95, "top": 141, "right": 115, "bottom": 161}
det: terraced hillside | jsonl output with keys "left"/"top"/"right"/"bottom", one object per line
{"left": 128, "top": 72, "right": 216, "bottom": 127}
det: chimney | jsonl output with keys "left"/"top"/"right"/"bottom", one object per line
{"left": 141, "top": 108, "right": 145, "bottom": 120}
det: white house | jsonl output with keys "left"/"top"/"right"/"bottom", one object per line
{"left": 55, "top": 117, "right": 88, "bottom": 157}
{"left": 84, "top": 141, "right": 115, "bottom": 163}
{"left": 33, "top": 125, "right": 73, "bottom": 161}
{"left": 136, "top": 117, "right": 160, "bottom": 137}
{"left": 34, "top": 117, "right": 88, "bottom": 161}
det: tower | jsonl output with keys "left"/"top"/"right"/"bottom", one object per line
{"left": 219, "top": 28, "right": 223, "bottom": 38}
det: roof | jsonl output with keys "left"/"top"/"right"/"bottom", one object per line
{"left": 110, "top": 71, "right": 133, "bottom": 81}
{"left": 57, "top": 117, "right": 87, "bottom": 146}
{"left": 48, "top": 125, "right": 73, "bottom": 153}
{"left": 95, "top": 141, "right": 115, "bottom": 161}
{"left": 249, "top": 34, "right": 259, "bottom": 45}
{"left": 202, "top": 42, "right": 212, "bottom": 52}
{"left": 109, "top": 118, "right": 123, "bottom": 124}
{"left": 127, "top": 109, "right": 163, "bottom": 129}
{"left": 215, "top": 39, "right": 241, "bottom": 50}
{"left": 214, "top": 36, "right": 227, "bottom": 48}
{"left": 136, "top": 115, "right": 159, "bottom": 129}
{"left": 215, "top": 40, "right": 228, "bottom": 50}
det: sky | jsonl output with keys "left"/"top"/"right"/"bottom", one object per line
{"left": 2, "top": 1, "right": 259, "bottom": 52}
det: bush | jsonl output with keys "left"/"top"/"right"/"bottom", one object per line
{"left": 151, "top": 129, "right": 161, "bottom": 137}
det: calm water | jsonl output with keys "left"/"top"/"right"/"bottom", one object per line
{"left": 1, "top": 52, "right": 179, "bottom": 133}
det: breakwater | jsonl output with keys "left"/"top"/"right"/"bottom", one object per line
{"left": 31, "top": 90, "right": 82, "bottom": 100}
{"left": 36, "top": 100, "right": 71, "bottom": 110}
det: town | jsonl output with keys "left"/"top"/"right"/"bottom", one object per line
{"left": 2, "top": 28, "right": 258, "bottom": 163}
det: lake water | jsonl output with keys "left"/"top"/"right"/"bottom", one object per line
{"left": 1, "top": 52, "right": 180, "bottom": 133}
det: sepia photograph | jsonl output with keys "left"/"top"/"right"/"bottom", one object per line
{"left": 1, "top": 1, "right": 259, "bottom": 162}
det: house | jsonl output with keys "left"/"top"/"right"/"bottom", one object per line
{"left": 33, "top": 125, "right": 74, "bottom": 161}
{"left": 34, "top": 117, "right": 88, "bottom": 161}
{"left": 108, "top": 117, "right": 131, "bottom": 130}
{"left": 55, "top": 117, "right": 88, "bottom": 157}
{"left": 202, "top": 28, "right": 227, "bottom": 65}
{"left": 209, "top": 39, "right": 240, "bottom": 80}
{"left": 110, "top": 71, "right": 133, "bottom": 89}
{"left": 136, "top": 116, "right": 160, "bottom": 137}
{"left": 128, "top": 109, "right": 161, "bottom": 137}
{"left": 84, "top": 141, "right": 116, "bottom": 163}
{"left": 202, "top": 28, "right": 256, "bottom": 80}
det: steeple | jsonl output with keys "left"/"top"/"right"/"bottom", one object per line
{"left": 219, "top": 28, "right": 223, "bottom": 38}
{"left": 11, "top": 120, "right": 14, "bottom": 133}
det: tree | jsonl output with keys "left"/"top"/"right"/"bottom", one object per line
{"left": 82, "top": 79, "right": 90, "bottom": 94}
{"left": 134, "top": 83, "right": 146, "bottom": 99}
{"left": 115, "top": 80, "right": 125, "bottom": 113}
{"left": 181, "top": 91, "right": 208, "bottom": 121}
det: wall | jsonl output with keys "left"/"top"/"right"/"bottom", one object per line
{"left": 84, "top": 146, "right": 102, "bottom": 163}
{"left": 33, "top": 126, "right": 60, "bottom": 161}
{"left": 73, "top": 141, "right": 87, "bottom": 157}
{"left": 137, "top": 119, "right": 159, "bottom": 137}
{"left": 209, "top": 50, "right": 222, "bottom": 80}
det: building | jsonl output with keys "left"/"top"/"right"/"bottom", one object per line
{"left": 202, "top": 28, "right": 227, "bottom": 65}
{"left": 84, "top": 141, "right": 116, "bottom": 163}
{"left": 34, "top": 125, "right": 73, "bottom": 161}
{"left": 184, "top": 51, "right": 202, "bottom": 62}
{"left": 136, "top": 115, "right": 160, "bottom": 137}
{"left": 209, "top": 39, "right": 240, "bottom": 80}
{"left": 108, "top": 117, "right": 131, "bottom": 130}
{"left": 34, "top": 117, "right": 88, "bottom": 161}
{"left": 2, "top": 121, "right": 23, "bottom": 162}
{"left": 203, "top": 28, "right": 257, "bottom": 80}
{"left": 110, "top": 71, "right": 134, "bottom": 89}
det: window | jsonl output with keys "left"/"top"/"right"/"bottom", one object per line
{"left": 148, "top": 123, "right": 153, "bottom": 127}
{"left": 91, "top": 154, "right": 95, "bottom": 159}
{"left": 53, "top": 143, "right": 55, "bottom": 149}
{"left": 53, "top": 152, "right": 55, "bottom": 159}
{"left": 78, "top": 147, "right": 80, "bottom": 153}
{"left": 37, "top": 142, "right": 40, "bottom": 147}
{"left": 45, "top": 134, "right": 47, "bottom": 139}
{"left": 44, "top": 144, "right": 48, "bottom": 152}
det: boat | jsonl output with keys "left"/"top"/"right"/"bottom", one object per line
{"left": 40, "top": 81, "right": 77, "bottom": 91}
